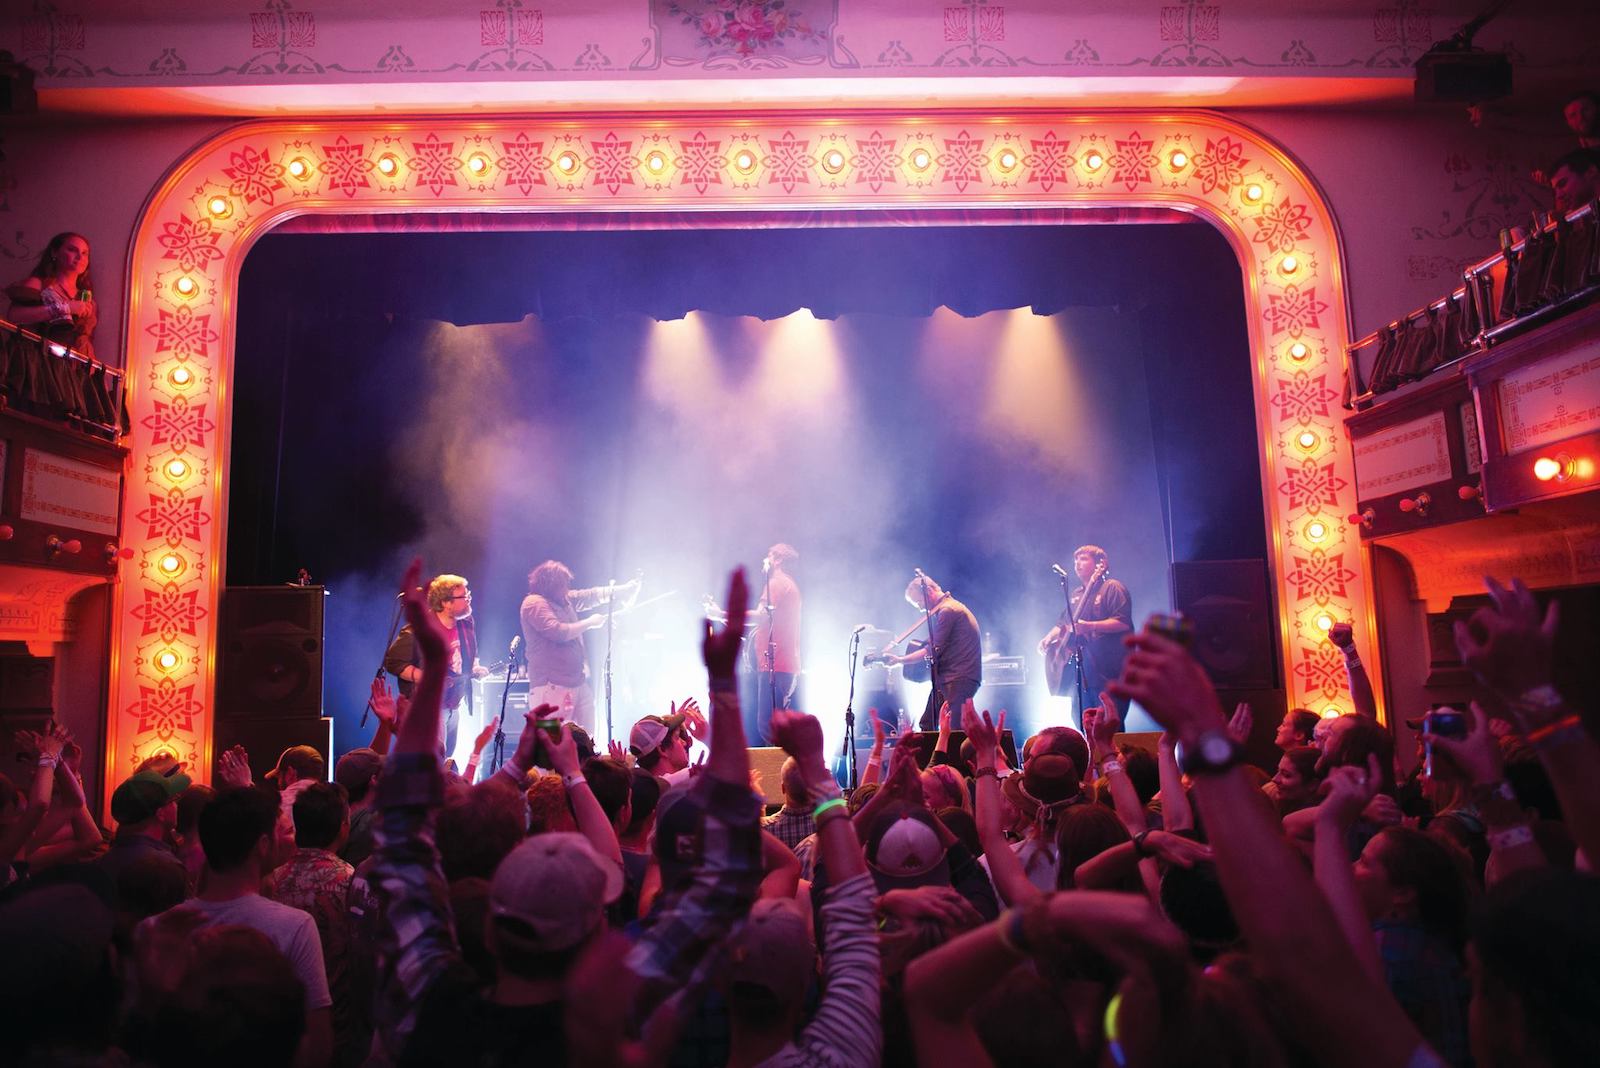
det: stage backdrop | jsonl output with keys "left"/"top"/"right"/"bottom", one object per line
{"left": 231, "top": 221, "right": 1259, "bottom": 755}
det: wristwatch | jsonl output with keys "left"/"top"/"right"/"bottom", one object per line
{"left": 1176, "top": 729, "right": 1243, "bottom": 776}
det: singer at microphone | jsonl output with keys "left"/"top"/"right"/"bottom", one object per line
{"left": 382, "top": 572, "right": 486, "bottom": 757}
{"left": 1036, "top": 545, "right": 1133, "bottom": 723}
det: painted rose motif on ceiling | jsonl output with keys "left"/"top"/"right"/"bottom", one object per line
{"left": 661, "top": 0, "right": 829, "bottom": 61}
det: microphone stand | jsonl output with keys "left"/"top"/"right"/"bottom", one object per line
{"left": 364, "top": 593, "right": 407, "bottom": 729}
{"left": 603, "top": 578, "right": 617, "bottom": 747}
{"left": 841, "top": 628, "right": 862, "bottom": 790}
{"left": 762, "top": 562, "right": 778, "bottom": 729}
{"left": 1063, "top": 573, "right": 1092, "bottom": 731}
{"left": 913, "top": 569, "right": 942, "bottom": 730}
{"left": 489, "top": 637, "right": 522, "bottom": 778}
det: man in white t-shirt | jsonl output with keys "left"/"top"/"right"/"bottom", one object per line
{"left": 156, "top": 786, "right": 333, "bottom": 1066}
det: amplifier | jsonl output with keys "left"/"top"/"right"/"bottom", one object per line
{"left": 473, "top": 676, "right": 531, "bottom": 718}
{"left": 983, "top": 656, "right": 1027, "bottom": 687}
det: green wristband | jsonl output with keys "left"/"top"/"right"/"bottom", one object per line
{"left": 813, "top": 796, "right": 848, "bottom": 820}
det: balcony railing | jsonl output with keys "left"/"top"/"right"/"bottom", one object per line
{"left": 0, "top": 319, "right": 127, "bottom": 440}
{"left": 1345, "top": 200, "right": 1600, "bottom": 408}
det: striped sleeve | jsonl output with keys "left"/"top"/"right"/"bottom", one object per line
{"left": 784, "top": 872, "right": 882, "bottom": 1068}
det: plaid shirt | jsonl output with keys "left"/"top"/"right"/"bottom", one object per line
{"left": 763, "top": 805, "right": 816, "bottom": 851}
{"left": 368, "top": 725, "right": 763, "bottom": 1062}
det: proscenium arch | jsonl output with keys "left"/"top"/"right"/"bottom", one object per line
{"left": 108, "top": 110, "right": 1370, "bottom": 784}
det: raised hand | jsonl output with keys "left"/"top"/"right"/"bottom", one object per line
{"left": 512, "top": 704, "right": 560, "bottom": 771}
{"left": 1319, "top": 753, "right": 1382, "bottom": 828}
{"left": 961, "top": 700, "right": 998, "bottom": 766}
{"left": 702, "top": 568, "right": 748, "bottom": 680}
{"left": 1084, "top": 692, "right": 1120, "bottom": 755}
{"left": 369, "top": 677, "right": 398, "bottom": 725}
{"left": 216, "top": 745, "right": 254, "bottom": 789}
{"left": 770, "top": 709, "right": 826, "bottom": 773}
{"left": 1424, "top": 701, "right": 1503, "bottom": 787}
{"left": 1109, "top": 627, "right": 1227, "bottom": 742}
{"left": 400, "top": 558, "right": 449, "bottom": 664}
{"left": 473, "top": 719, "right": 497, "bottom": 755}
{"left": 1228, "top": 701, "right": 1253, "bottom": 745}
{"left": 1453, "top": 577, "right": 1558, "bottom": 711}
{"left": 546, "top": 721, "right": 581, "bottom": 777}
{"left": 1326, "top": 621, "right": 1355, "bottom": 651}
{"left": 677, "top": 698, "right": 708, "bottom": 745}
{"left": 608, "top": 738, "right": 630, "bottom": 764}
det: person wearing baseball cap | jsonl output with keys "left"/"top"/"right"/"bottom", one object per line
{"left": 265, "top": 744, "right": 326, "bottom": 789}
{"left": 630, "top": 710, "right": 691, "bottom": 781}
{"left": 334, "top": 747, "right": 382, "bottom": 866}
{"left": 95, "top": 764, "right": 191, "bottom": 888}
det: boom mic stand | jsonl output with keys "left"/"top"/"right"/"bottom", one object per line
{"left": 488, "top": 635, "right": 523, "bottom": 778}
{"left": 1063, "top": 574, "right": 1092, "bottom": 731}
{"left": 762, "top": 559, "right": 778, "bottom": 733}
{"left": 363, "top": 592, "right": 408, "bottom": 729}
{"left": 841, "top": 627, "right": 862, "bottom": 790}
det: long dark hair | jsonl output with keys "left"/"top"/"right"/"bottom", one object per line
{"left": 29, "top": 232, "right": 95, "bottom": 294}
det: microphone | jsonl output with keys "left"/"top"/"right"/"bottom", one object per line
{"left": 762, "top": 556, "right": 772, "bottom": 573}
{"left": 509, "top": 634, "right": 522, "bottom": 657}
{"left": 1051, "top": 563, "right": 1070, "bottom": 578}
{"left": 851, "top": 623, "right": 870, "bottom": 635}
{"left": 913, "top": 567, "right": 926, "bottom": 579}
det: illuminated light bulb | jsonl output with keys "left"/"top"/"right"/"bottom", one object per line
{"left": 646, "top": 151, "right": 666, "bottom": 173}
{"left": 1281, "top": 255, "right": 1300, "bottom": 274}
{"left": 1323, "top": 707, "right": 1341, "bottom": 719}
{"left": 1170, "top": 150, "right": 1189, "bottom": 169}
{"left": 156, "top": 650, "right": 180, "bottom": 671}
{"left": 998, "top": 149, "right": 1018, "bottom": 170}
{"left": 165, "top": 458, "right": 188, "bottom": 479}
{"left": 174, "top": 276, "right": 197, "bottom": 296}
{"left": 1306, "top": 520, "right": 1327, "bottom": 542}
{"left": 1289, "top": 341, "right": 1309, "bottom": 361}
{"left": 468, "top": 154, "right": 489, "bottom": 174}
{"left": 1297, "top": 430, "right": 1319, "bottom": 451}
{"left": 734, "top": 150, "right": 756, "bottom": 172}
{"left": 49, "top": 343, "right": 67, "bottom": 357}
{"left": 1085, "top": 151, "right": 1105, "bottom": 171}
{"left": 169, "top": 366, "right": 193, "bottom": 387}
{"left": 377, "top": 154, "right": 398, "bottom": 175}
{"left": 1245, "top": 183, "right": 1264, "bottom": 201}
{"left": 911, "top": 148, "right": 931, "bottom": 169}
{"left": 822, "top": 149, "right": 845, "bottom": 173}
{"left": 556, "top": 152, "right": 577, "bottom": 173}
{"left": 1532, "top": 454, "right": 1575, "bottom": 482}
{"left": 287, "top": 158, "right": 309, "bottom": 179}
{"left": 158, "top": 553, "right": 183, "bottom": 575}
{"left": 207, "top": 196, "right": 231, "bottom": 218}
{"left": 1316, "top": 613, "right": 1334, "bottom": 632}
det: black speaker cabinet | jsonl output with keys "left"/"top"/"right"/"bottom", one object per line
{"left": 216, "top": 586, "right": 326, "bottom": 719}
{"left": 1172, "top": 561, "right": 1278, "bottom": 690}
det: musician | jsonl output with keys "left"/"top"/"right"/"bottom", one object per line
{"left": 878, "top": 574, "right": 982, "bottom": 731}
{"left": 520, "top": 560, "right": 638, "bottom": 735}
{"left": 1038, "top": 545, "right": 1132, "bottom": 718}
{"left": 749, "top": 543, "right": 802, "bottom": 743}
{"left": 382, "top": 573, "right": 486, "bottom": 753}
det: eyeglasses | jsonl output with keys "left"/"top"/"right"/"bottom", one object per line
{"left": 449, "top": 592, "right": 471, "bottom": 601}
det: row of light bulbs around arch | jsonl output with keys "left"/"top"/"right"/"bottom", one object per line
{"left": 193, "top": 145, "right": 1279, "bottom": 217}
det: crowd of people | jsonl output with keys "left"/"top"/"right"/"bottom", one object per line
{"left": 2, "top": 560, "right": 1596, "bottom": 1067}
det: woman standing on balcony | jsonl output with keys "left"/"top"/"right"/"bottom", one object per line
{"left": 6, "top": 231, "right": 98, "bottom": 358}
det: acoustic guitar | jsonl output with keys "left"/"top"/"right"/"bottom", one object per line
{"left": 1042, "top": 561, "right": 1107, "bottom": 696}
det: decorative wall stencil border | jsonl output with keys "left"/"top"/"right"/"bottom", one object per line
{"left": 107, "top": 111, "right": 1366, "bottom": 789}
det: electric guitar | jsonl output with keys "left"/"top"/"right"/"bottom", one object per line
{"left": 1042, "top": 561, "right": 1108, "bottom": 696}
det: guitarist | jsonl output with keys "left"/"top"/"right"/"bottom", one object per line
{"left": 520, "top": 560, "right": 640, "bottom": 735}
{"left": 877, "top": 574, "right": 983, "bottom": 731}
{"left": 1038, "top": 545, "right": 1133, "bottom": 719}
{"left": 383, "top": 573, "right": 488, "bottom": 756}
